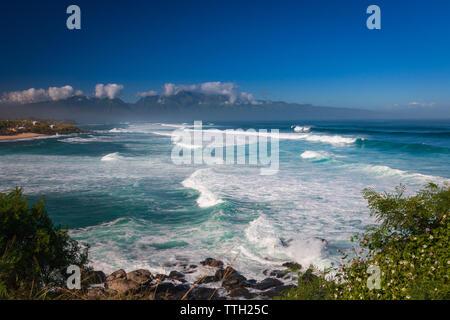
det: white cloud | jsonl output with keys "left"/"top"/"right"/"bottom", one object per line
{"left": 95, "top": 83, "right": 124, "bottom": 99}
{"left": 161, "top": 81, "right": 259, "bottom": 104}
{"left": 0, "top": 85, "right": 82, "bottom": 104}
{"left": 136, "top": 90, "right": 158, "bottom": 97}
{"left": 408, "top": 101, "right": 435, "bottom": 107}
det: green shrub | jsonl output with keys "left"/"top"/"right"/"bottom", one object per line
{"left": 275, "top": 267, "right": 335, "bottom": 300}
{"left": 0, "top": 188, "right": 89, "bottom": 298}
{"left": 280, "top": 183, "right": 449, "bottom": 300}
{"left": 333, "top": 183, "right": 449, "bottom": 300}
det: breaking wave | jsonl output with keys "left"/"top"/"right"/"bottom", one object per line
{"left": 181, "top": 169, "right": 224, "bottom": 208}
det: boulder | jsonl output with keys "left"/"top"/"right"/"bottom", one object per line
{"left": 153, "top": 283, "right": 191, "bottom": 300}
{"left": 170, "top": 284, "right": 192, "bottom": 300}
{"left": 216, "top": 267, "right": 248, "bottom": 291}
{"left": 253, "top": 278, "right": 283, "bottom": 290}
{"left": 200, "top": 258, "right": 224, "bottom": 268}
{"left": 127, "top": 269, "right": 153, "bottom": 285}
{"left": 106, "top": 279, "right": 140, "bottom": 294}
{"left": 196, "top": 275, "right": 218, "bottom": 285}
{"left": 282, "top": 262, "right": 302, "bottom": 270}
{"left": 154, "top": 274, "right": 168, "bottom": 282}
{"left": 229, "top": 287, "right": 254, "bottom": 299}
{"left": 106, "top": 269, "right": 126, "bottom": 282}
{"left": 190, "top": 287, "right": 221, "bottom": 300}
{"left": 269, "top": 270, "right": 286, "bottom": 278}
{"left": 215, "top": 266, "right": 237, "bottom": 280}
{"left": 168, "top": 270, "right": 185, "bottom": 281}
{"left": 153, "top": 282, "right": 175, "bottom": 299}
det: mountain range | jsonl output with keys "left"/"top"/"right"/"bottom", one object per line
{"left": 0, "top": 91, "right": 397, "bottom": 123}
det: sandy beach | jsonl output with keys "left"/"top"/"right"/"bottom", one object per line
{"left": 0, "top": 133, "right": 48, "bottom": 141}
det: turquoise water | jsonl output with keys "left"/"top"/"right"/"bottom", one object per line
{"left": 0, "top": 121, "right": 449, "bottom": 279}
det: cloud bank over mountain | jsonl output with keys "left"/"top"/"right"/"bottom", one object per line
{"left": 0, "top": 81, "right": 447, "bottom": 120}
{"left": 0, "top": 81, "right": 257, "bottom": 105}
{"left": 160, "top": 82, "right": 258, "bottom": 104}
{"left": 94, "top": 83, "right": 124, "bottom": 99}
{"left": 0, "top": 86, "right": 83, "bottom": 104}
{"left": 0, "top": 83, "right": 126, "bottom": 104}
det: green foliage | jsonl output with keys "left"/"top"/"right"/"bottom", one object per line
{"left": 276, "top": 267, "right": 335, "bottom": 300}
{"left": 0, "top": 188, "right": 89, "bottom": 298}
{"left": 0, "top": 119, "right": 83, "bottom": 136}
{"left": 281, "top": 183, "right": 449, "bottom": 300}
{"left": 333, "top": 183, "right": 449, "bottom": 300}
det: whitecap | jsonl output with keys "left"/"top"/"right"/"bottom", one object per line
{"left": 181, "top": 169, "right": 223, "bottom": 208}
{"left": 300, "top": 150, "right": 331, "bottom": 160}
{"left": 292, "top": 125, "right": 311, "bottom": 133}
{"left": 358, "top": 164, "right": 448, "bottom": 184}
{"left": 101, "top": 152, "right": 121, "bottom": 162}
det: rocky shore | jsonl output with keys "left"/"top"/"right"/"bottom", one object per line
{"left": 84, "top": 258, "right": 303, "bottom": 300}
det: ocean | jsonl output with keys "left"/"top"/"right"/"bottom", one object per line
{"left": 0, "top": 120, "right": 449, "bottom": 281}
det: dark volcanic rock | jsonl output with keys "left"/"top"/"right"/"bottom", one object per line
{"left": 247, "top": 279, "right": 257, "bottom": 286}
{"left": 253, "top": 278, "right": 283, "bottom": 290}
{"left": 153, "top": 282, "right": 175, "bottom": 299}
{"left": 170, "top": 284, "right": 192, "bottom": 300}
{"left": 106, "top": 279, "right": 140, "bottom": 294}
{"left": 216, "top": 267, "right": 248, "bottom": 291}
{"left": 215, "top": 266, "right": 236, "bottom": 280}
{"left": 155, "top": 274, "right": 168, "bottom": 282}
{"left": 229, "top": 287, "right": 254, "bottom": 299}
{"left": 169, "top": 271, "right": 185, "bottom": 281}
{"left": 269, "top": 270, "right": 286, "bottom": 278}
{"left": 200, "top": 258, "right": 224, "bottom": 268}
{"left": 261, "top": 285, "right": 295, "bottom": 298}
{"left": 127, "top": 269, "right": 153, "bottom": 285}
{"left": 106, "top": 269, "right": 126, "bottom": 282}
{"left": 191, "top": 287, "right": 221, "bottom": 300}
{"left": 196, "top": 275, "right": 218, "bottom": 285}
{"left": 282, "top": 262, "right": 302, "bottom": 270}
{"left": 153, "top": 283, "right": 191, "bottom": 300}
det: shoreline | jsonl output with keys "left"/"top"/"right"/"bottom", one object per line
{"left": 84, "top": 257, "right": 301, "bottom": 300}
{"left": 0, "top": 133, "right": 49, "bottom": 141}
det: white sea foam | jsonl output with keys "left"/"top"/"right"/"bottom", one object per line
{"left": 181, "top": 169, "right": 224, "bottom": 208}
{"left": 160, "top": 123, "right": 188, "bottom": 128}
{"left": 243, "top": 215, "right": 327, "bottom": 268}
{"left": 150, "top": 131, "right": 174, "bottom": 137}
{"left": 185, "top": 128, "right": 355, "bottom": 145}
{"left": 101, "top": 152, "right": 121, "bottom": 161}
{"left": 300, "top": 150, "right": 331, "bottom": 160}
{"left": 359, "top": 164, "right": 447, "bottom": 184}
{"left": 60, "top": 135, "right": 112, "bottom": 144}
{"left": 292, "top": 125, "right": 311, "bottom": 133}
{"left": 302, "top": 134, "right": 356, "bottom": 144}
{"left": 109, "top": 128, "right": 133, "bottom": 133}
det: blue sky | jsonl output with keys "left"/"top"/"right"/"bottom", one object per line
{"left": 1, "top": 0, "right": 450, "bottom": 112}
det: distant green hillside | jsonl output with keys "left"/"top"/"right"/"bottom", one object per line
{"left": 0, "top": 120, "right": 83, "bottom": 136}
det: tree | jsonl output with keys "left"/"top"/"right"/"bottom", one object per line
{"left": 0, "top": 188, "right": 89, "bottom": 298}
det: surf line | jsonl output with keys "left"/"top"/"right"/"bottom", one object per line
{"left": 170, "top": 121, "right": 279, "bottom": 175}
